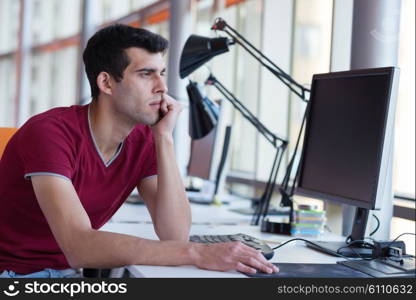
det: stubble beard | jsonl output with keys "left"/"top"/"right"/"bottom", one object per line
{"left": 134, "top": 109, "right": 161, "bottom": 126}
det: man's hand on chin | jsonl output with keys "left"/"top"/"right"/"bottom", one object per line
{"left": 151, "top": 94, "right": 183, "bottom": 138}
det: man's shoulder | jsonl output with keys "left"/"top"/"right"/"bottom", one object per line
{"left": 26, "top": 105, "right": 86, "bottom": 125}
{"left": 4, "top": 106, "right": 88, "bottom": 173}
{"left": 17, "top": 105, "right": 87, "bottom": 142}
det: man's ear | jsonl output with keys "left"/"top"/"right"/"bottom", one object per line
{"left": 96, "top": 72, "right": 113, "bottom": 96}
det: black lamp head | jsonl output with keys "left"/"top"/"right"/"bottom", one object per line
{"left": 179, "top": 35, "right": 230, "bottom": 78}
{"left": 186, "top": 80, "right": 219, "bottom": 139}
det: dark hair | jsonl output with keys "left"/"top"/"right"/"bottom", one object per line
{"left": 83, "top": 24, "right": 168, "bottom": 99}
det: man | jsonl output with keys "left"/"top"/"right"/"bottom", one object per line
{"left": 0, "top": 24, "right": 278, "bottom": 278}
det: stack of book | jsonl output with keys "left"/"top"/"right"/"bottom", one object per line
{"left": 291, "top": 208, "right": 326, "bottom": 237}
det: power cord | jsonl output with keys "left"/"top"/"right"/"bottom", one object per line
{"left": 271, "top": 238, "right": 356, "bottom": 261}
{"left": 337, "top": 239, "right": 376, "bottom": 261}
{"left": 369, "top": 214, "right": 380, "bottom": 237}
{"left": 270, "top": 233, "right": 415, "bottom": 261}
{"left": 324, "top": 224, "right": 332, "bottom": 233}
{"left": 386, "top": 232, "right": 415, "bottom": 248}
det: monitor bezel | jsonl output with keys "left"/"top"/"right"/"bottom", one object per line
{"left": 295, "top": 67, "right": 399, "bottom": 210}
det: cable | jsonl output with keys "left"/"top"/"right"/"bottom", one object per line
{"left": 272, "top": 238, "right": 355, "bottom": 260}
{"left": 270, "top": 233, "right": 415, "bottom": 264}
{"left": 383, "top": 233, "right": 416, "bottom": 265}
{"left": 386, "top": 232, "right": 416, "bottom": 249}
{"left": 273, "top": 237, "right": 376, "bottom": 261}
{"left": 324, "top": 224, "right": 332, "bottom": 233}
{"left": 369, "top": 214, "right": 380, "bottom": 237}
{"left": 336, "top": 239, "right": 376, "bottom": 261}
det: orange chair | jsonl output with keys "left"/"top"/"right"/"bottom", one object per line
{"left": 0, "top": 127, "right": 18, "bottom": 159}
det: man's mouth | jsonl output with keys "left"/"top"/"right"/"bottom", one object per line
{"left": 149, "top": 100, "right": 162, "bottom": 109}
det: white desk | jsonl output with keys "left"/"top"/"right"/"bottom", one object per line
{"left": 102, "top": 199, "right": 345, "bottom": 278}
{"left": 109, "top": 196, "right": 255, "bottom": 225}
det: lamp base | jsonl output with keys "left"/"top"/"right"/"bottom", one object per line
{"left": 261, "top": 218, "right": 292, "bottom": 235}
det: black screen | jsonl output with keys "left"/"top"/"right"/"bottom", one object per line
{"left": 298, "top": 69, "right": 393, "bottom": 209}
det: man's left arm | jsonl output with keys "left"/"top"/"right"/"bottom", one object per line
{"left": 137, "top": 95, "right": 191, "bottom": 241}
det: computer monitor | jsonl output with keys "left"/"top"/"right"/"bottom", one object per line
{"left": 296, "top": 67, "right": 399, "bottom": 258}
{"left": 187, "top": 101, "right": 232, "bottom": 204}
{"left": 187, "top": 126, "right": 218, "bottom": 181}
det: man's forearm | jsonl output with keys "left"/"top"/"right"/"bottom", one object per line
{"left": 153, "top": 133, "right": 191, "bottom": 240}
{"left": 69, "top": 229, "right": 195, "bottom": 269}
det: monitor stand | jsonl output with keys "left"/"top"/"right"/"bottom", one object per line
{"left": 306, "top": 207, "right": 416, "bottom": 277}
{"left": 306, "top": 241, "right": 374, "bottom": 258}
{"left": 307, "top": 207, "right": 374, "bottom": 258}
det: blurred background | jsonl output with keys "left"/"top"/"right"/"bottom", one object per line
{"left": 0, "top": 0, "right": 414, "bottom": 251}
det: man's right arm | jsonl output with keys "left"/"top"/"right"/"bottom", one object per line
{"left": 31, "top": 175, "right": 278, "bottom": 274}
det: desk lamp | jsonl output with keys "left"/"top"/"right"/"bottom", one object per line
{"left": 180, "top": 18, "right": 310, "bottom": 234}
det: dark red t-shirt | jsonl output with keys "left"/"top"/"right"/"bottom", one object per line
{"left": 0, "top": 105, "right": 157, "bottom": 274}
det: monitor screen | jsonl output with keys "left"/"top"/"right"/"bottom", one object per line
{"left": 187, "top": 126, "right": 217, "bottom": 180}
{"left": 297, "top": 67, "right": 398, "bottom": 210}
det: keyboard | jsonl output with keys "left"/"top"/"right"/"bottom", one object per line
{"left": 189, "top": 233, "right": 275, "bottom": 260}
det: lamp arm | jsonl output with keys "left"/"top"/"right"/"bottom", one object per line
{"left": 204, "top": 75, "right": 288, "bottom": 226}
{"left": 279, "top": 100, "right": 311, "bottom": 205}
{"left": 252, "top": 144, "right": 287, "bottom": 226}
{"left": 212, "top": 18, "right": 309, "bottom": 102}
{"left": 212, "top": 81, "right": 274, "bottom": 145}
{"left": 206, "top": 74, "right": 287, "bottom": 148}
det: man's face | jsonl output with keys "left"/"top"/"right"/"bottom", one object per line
{"left": 110, "top": 47, "right": 167, "bottom": 126}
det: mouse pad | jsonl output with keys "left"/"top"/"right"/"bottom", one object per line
{"left": 246, "top": 263, "right": 371, "bottom": 278}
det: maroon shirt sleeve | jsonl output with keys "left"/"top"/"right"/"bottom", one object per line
{"left": 17, "top": 117, "right": 76, "bottom": 180}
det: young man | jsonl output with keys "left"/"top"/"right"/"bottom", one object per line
{"left": 0, "top": 24, "right": 278, "bottom": 278}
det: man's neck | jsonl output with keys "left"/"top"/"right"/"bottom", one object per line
{"left": 88, "top": 100, "right": 134, "bottom": 161}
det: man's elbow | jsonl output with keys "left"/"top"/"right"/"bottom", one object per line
{"left": 63, "top": 248, "right": 85, "bottom": 269}
{"left": 66, "top": 255, "right": 83, "bottom": 269}
{"left": 60, "top": 230, "right": 93, "bottom": 269}
{"left": 65, "top": 246, "right": 100, "bottom": 269}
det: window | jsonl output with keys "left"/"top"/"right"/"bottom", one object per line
{"left": 192, "top": 0, "right": 266, "bottom": 181}
{"left": 92, "top": 0, "right": 157, "bottom": 26}
{"left": 0, "top": 0, "right": 19, "bottom": 53}
{"left": 92, "top": 0, "right": 131, "bottom": 26}
{"left": 194, "top": 0, "right": 335, "bottom": 202}
{"left": 0, "top": 0, "right": 19, "bottom": 127}
{"left": 0, "top": 57, "right": 17, "bottom": 127}
{"left": 390, "top": 217, "right": 415, "bottom": 255}
{"left": 394, "top": 0, "right": 415, "bottom": 199}
{"left": 1, "top": 0, "right": 169, "bottom": 127}
{"left": 130, "top": 0, "right": 156, "bottom": 11}
{"left": 31, "top": 0, "right": 81, "bottom": 45}
{"left": 30, "top": 46, "right": 78, "bottom": 116}
{"left": 289, "top": 0, "right": 333, "bottom": 173}
{"left": 390, "top": 0, "right": 415, "bottom": 256}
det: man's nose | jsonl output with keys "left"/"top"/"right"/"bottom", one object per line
{"left": 154, "top": 76, "right": 168, "bottom": 94}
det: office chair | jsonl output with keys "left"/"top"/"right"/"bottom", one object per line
{"left": 0, "top": 127, "right": 18, "bottom": 159}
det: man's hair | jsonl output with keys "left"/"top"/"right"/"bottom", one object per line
{"left": 83, "top": 24, "right": 169, "bottom": 99}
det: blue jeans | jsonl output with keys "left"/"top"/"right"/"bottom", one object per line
{"left": 0, "top": 268, "right": 82, "bottom": 278}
